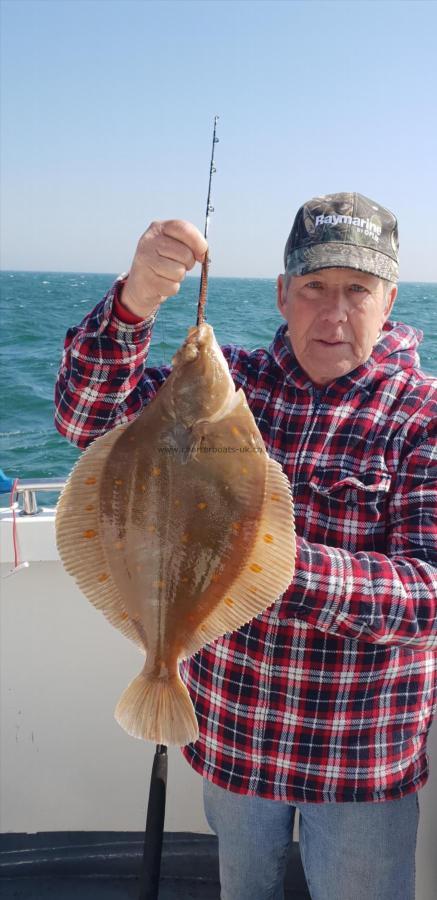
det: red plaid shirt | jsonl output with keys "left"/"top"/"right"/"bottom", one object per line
{"left": 55, "top": 277, "right": 437, "bottom": 802}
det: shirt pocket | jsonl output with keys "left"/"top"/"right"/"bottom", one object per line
{"left": 303, "top": 468, "right": 392, "bottom": 552}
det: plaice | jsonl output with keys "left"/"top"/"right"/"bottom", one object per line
{"left": 56, "top": 322, "right": 296, "bottom": 746}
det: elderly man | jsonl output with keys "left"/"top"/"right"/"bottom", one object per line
{"left": 55, "top": 193, "right": 437, "bottom": 900}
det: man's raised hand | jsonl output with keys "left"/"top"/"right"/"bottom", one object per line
{"left": 120, "top": 220, "right": 208, "bottom": 319}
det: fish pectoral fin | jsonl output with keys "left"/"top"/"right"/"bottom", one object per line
{"left": 181, "top": 455, "right": 296, "bottom": 658}
{"left": 169, "top": 422, "right": 204, "bottom": 464}
{"left": 55, "top": 420, "right": 145, "bottom": 652}
{"left": 192, "top": 388, "right": 264, "bottom": 452}
{"left": 180, "top": 436, "right": 203, "bottom": 464}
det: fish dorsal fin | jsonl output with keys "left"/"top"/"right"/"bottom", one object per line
{"left": 181, "top": 455, "right": 295, "bottom": 658}
{"left": 56, "top": 422, "right": 145, "bottom": 652}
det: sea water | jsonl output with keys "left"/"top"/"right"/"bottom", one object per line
{"left": 1, "top": 272, "right": 436, "bottom": 493}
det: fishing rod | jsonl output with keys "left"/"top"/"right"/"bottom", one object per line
{"left": 138, "top": 743, "right": 167, "bottom": 900}
{"left": 197, "top": 115, "right": 219, "bottom": 326}
{"left": 138, "top": 116, "right": 220, "bottom": 900}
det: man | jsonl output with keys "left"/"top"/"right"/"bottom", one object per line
{"left": 55, "top": 193, "right": 437, "bottom": 900}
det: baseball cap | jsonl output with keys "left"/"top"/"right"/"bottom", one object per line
{"left": 284, "top": 192, "right": 399, "bottom": 282}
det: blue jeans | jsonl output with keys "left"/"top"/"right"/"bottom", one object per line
{"left": 203, "top": 778, "right": 420, "bottom": 900}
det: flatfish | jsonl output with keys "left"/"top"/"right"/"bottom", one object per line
{"left": 56, "top": 323, "right": 295, "bottom": 745}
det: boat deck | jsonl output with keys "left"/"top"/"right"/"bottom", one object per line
{"left": 0, "top": 832, "right": 311, "bottom": 899}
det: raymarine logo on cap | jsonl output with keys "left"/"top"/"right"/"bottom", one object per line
{"left": 283, "top": 193, "right": 399, "bottom": 281}
{"left": 315, "top": 213, "right": 382, "bottom": 242}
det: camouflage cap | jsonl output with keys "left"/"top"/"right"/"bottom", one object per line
{"left": 284, "top": 192, "right": 399, "bottom": 282}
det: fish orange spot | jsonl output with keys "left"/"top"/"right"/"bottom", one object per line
{"left": 181, "top": 577, "right": 189, "bottom": 584}
{"left": 211, "top": 574, "right": 220, "bottom": 583}
{"left": 249, "top": 586, "right": 258, "bottom": 595}
{"left": 98, "top": 573, "right": 109, "bottom": 583}
{"left": 147, "top": 525, "right": 157, "bottom": 533}
{"left": 85, "top": 504, "right": 94, "bottom": 512}
{"left": 197, "top": 502, "right": 207, "bottom": 510}
{"left": 232, "top": 521, "right": 241, "bottom": 531}
{"left": 224, "top": 597, "right": 234, "bottom": 608}
{"left": 153, "top": 579, "right": 166, "bottom": 588}
{"left": 114, "top": 479, "right": 123, "bottom": 486}
{"left": 83, "top": 529, "right": 97, "bottom": 539}
{"left": 84, "top": 477, "right": 96, "bottom": 485}
{"left": 152, "top": 467, "right": 161, "bottom": 477}
{"left": 181, "top": 532, "right": 190, "bottom": 543}
{"left": 263, "top": 533, "right": 274, "bottom": 543}
{"left": 241, "top": 466, "right": 248, "bottom": 475}
{"left": 114, "top": 540, "right": 124, "bottom": 550}
{"left": 120, "top": 611, "right": 129, "bottom": 620}
{"left": 250, "top": 563, "right": 263, "bottom": 573}
{"left": 231, "top": 426, "right": 240, "bottom": 437}
{"left": 174, "top": 499, "right": 181, "bottom": 507}
{"left": 140, "top": 484, "right": 146, "bottom": 492}
{"left": 270, "top": 493, "right": 280, "bottom": 501}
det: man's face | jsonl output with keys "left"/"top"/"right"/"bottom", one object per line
{"left": 277, "top": 268, "right": 397, "bottom": 386}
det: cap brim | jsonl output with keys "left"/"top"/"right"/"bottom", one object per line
{"left": 285, "top": 242, "right": 399, "bottom": 282}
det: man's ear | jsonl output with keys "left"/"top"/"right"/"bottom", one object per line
{"left": 384, "top": 284, "right": 398, "bottom": 321}
{"left": 277, "top": 274, "right": 286, "bottom": 315}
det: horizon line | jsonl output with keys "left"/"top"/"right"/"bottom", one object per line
{"left": 1, "top": 269, "right": 436, "bottom": 285}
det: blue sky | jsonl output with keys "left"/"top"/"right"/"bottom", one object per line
{"left": 1, "top": 0, "right": 436, "bottom": 279}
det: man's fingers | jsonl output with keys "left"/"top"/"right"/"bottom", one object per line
{"left": 123, "top": 219, "right": 207, "bottom": 318}
{"left": 155, "top": 235, "right": 196, "bottom": 271}
{"left": 150, "top": 256, "right": 187, "bottom": 284}
{"left": 161, "top": 220, "right": 208, "bottom": 262}
{"left": 144, "top": 268, "right": 182, "bottom": 298}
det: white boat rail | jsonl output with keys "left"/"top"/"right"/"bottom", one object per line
{"left": 9, "top": 478, "right": 66, "bottom": 515}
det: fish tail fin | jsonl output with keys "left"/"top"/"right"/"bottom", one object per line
{"left": 114, "top": 670, "right": 199, "bottom": 746}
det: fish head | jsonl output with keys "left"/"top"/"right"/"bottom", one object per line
{"left": 168, "top": 323, "right": 235, "bottom": 425}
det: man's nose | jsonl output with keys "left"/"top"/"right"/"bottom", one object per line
{"left": 321, "top": 290, "right": 349, "bottom": 323}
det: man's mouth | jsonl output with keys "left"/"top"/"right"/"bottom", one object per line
{"left": 315, "top": 339, "right": 347, "bottom": 346}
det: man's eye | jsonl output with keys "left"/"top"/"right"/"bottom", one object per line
{"left": 305, "top": 281, "right": 323, "bottom": 289}
{"left": 349, "top": 284, "right": 367, "bottom": 293}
